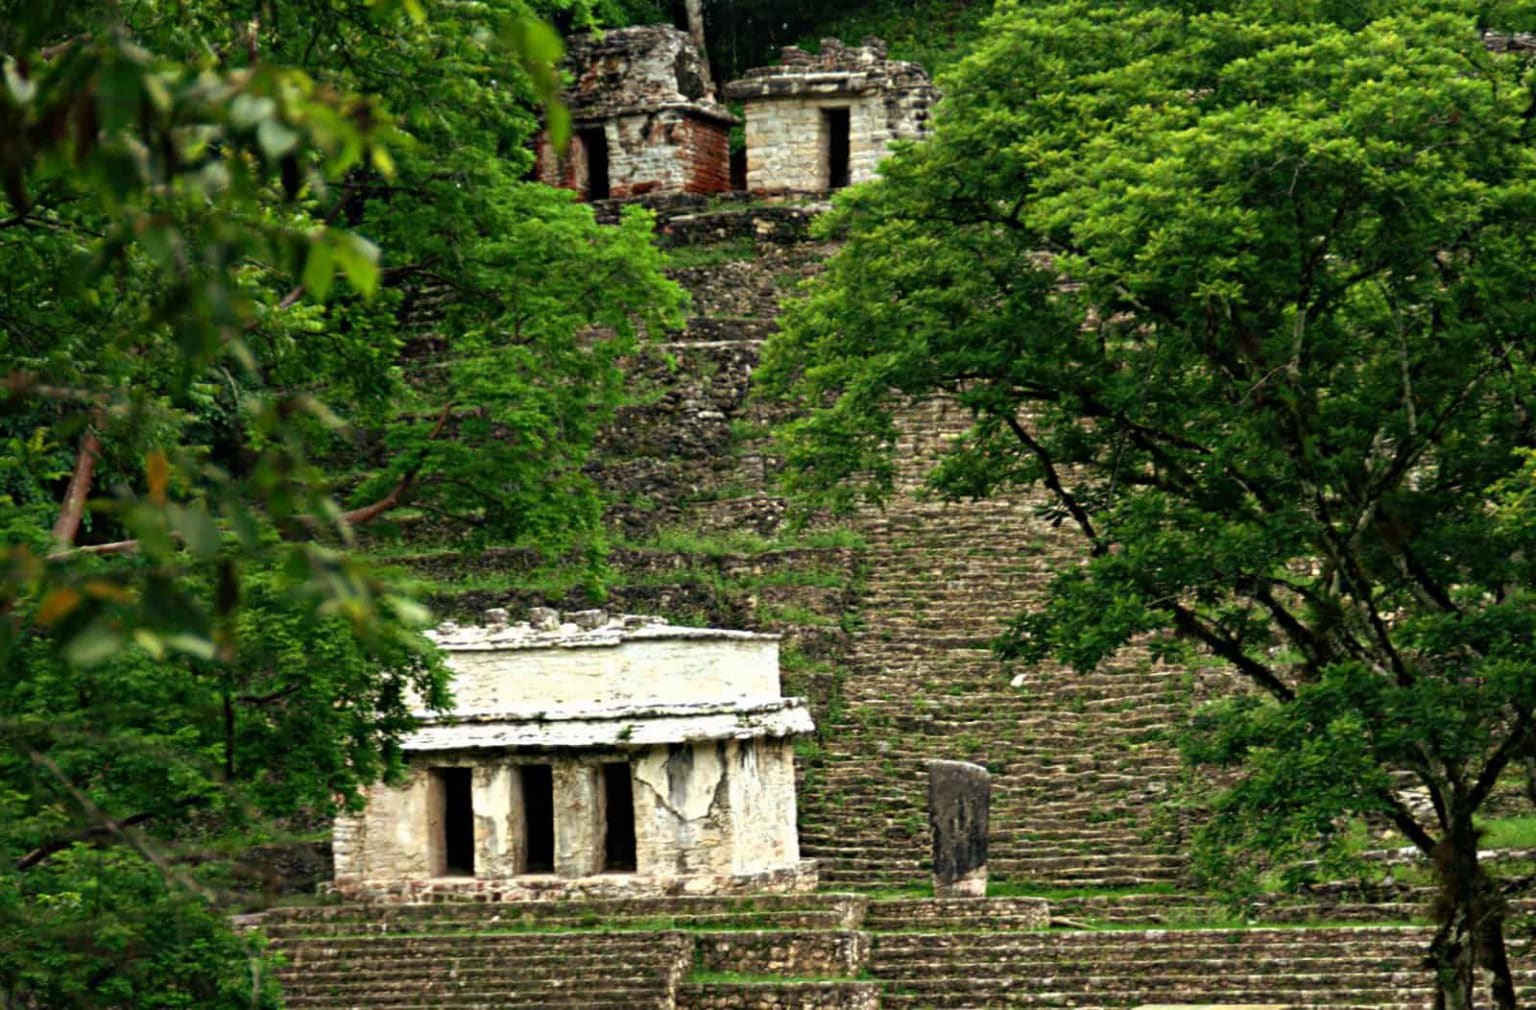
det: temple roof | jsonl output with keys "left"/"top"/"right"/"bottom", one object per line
{"left": 409, "top": 611, "right": 809, "bottom": 750}
{"left": 724, "top": 37, "right": 932, "bottom": 101}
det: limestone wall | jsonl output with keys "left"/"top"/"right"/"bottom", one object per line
{"left": 563, "top": 26, "right": 714, "bottom": 119}
{"left": 427, "top": 626, "right": 782, "bottom": 715}
{"left": 738, "top": 96, "right": 892, "bottom": 193}
{"left": 633, "top": 738, "right": 798, "bottom": 881}
{"left": 533, "top": 25, "right": 734, "bottom": 199}
{"left": 333, "top": 741, "right": 813, "bottom": 900}
{"left": 725, "top": 38, "right": 936, "bottom": 194}
{"left": 727, "top": 736, "right": 800, "bottom": 875}
{"left": 694, "top": 929, "right": 870, "bottom": 976}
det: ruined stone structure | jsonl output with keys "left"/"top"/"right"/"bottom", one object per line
{"left": 332, "top": 610, "right": 816, "bottom": 900}
{"left": 725, "top": 38, "right": 936, "bottom": 195}
{"left": 535, "top": 26, "right": 734, "bottom": 200}
{"left": 269, "top": 194, "right": 1536, "bottom": 1009}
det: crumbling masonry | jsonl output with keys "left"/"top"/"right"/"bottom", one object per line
{"left": 332, "top": 610, "right": 817, "bottom": 901}
{"left": 535, "top": 26, "right": 735, "bottom": 200}
{"left": 725, "top": 37, "right": 936, "bottom": 195}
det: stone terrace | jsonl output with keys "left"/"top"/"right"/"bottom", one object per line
{"left": 870, "top": 925, "right": 1536, "bottom": 1009}
{"left": 260, "top": 897, "right": 1536, "bottom": 1009}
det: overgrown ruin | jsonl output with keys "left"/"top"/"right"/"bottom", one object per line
{"left": 535, "top": 26, "right": 735, "bottom": 200}
{"left": 257, "top": 36, "right": 1536, "bottom": 1010}
{"left": 333, "top": 610, "right": 815, "bottom": 901}
{"left": 725, "top": 38, "right": 936, "bottom": 195}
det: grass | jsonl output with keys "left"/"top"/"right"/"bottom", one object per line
{"left": 626, "top": 525, "right": 866, "bottom": 556}
{"left": 757, "top": 603, "right": 840, "bottom": 627}
{"left": 664, "top": 238, "right": 758, "bottom": 271}
{"left": 1058, "top": 917, "right": 1427, "bottom": 932}
{"left": 984, "top": 881, "right": 1179, "bottom": 900}
{"left": 1478, "top": 815, "right": 1536, "bottom": 849}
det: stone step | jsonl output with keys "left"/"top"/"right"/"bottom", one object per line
{"left": 676, "top": 981, "right": 880, "bottom": 1010}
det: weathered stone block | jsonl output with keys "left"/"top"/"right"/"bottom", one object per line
{"left": 928, "top": 759, "right": 989, "bottom": 898}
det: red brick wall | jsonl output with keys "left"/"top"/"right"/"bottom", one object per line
{"left": 682, "top": 118, "right": 732, "bottom": 195}
{"left": 536, "top": 114, "right": 733, "bottom": 200}
{"left": 534, "top": 132, "right": 583, "bottom": 192}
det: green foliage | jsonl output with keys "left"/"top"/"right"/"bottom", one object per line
{"left": 0, "top": 846, "right": 283, "bottom": 1009}
{"left": 0, "top": 0, "right": 681, "bottom": 1004}
{"left": 762, "top": 1, "right": 1536, "bottom": 1002}
{"left": 795, "top": 0, "right": 993, "bottom": 74}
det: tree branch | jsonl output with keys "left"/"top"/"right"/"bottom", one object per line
{"left": 15, "top": 811, "right": 156, "bottom": 871}
{"left": 337, "top": 401, "right": 453, "bottom": 526}
{"left": 1379, "top": 787, "right": 1438, "bottom": 855}
{"left": 1000, "top": 411, "right": 1105, "bottom": 555}
{"left": 53, "top": 402, "right": 455, "bottom": 560}
{"left": 1467, "top": 709, "right": 1535, "bottom": 813}
{"left": 1164, "top": 601, "right": 1296, "bottom": 703}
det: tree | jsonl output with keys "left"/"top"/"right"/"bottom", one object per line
{"left": 1, "top": 0, "right": 682, "bottom": 1004}
{"left": 759, "top": 2, "right": 1536, "bottom": 1006}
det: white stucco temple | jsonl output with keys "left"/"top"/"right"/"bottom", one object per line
{"left": 331, "top": 610, "right": 818, "bottom": 901}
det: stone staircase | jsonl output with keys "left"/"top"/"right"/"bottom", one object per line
{"left": 796, "top": 399, "right": 1212, "bottom": 890}
{"left": 276, "top": 931, "right": 689, "bottom": 1008}
{"left": 262, "top": 896, "right": 880, "bottom": 1010}
{"left": 262, "top": 896, "right": 1536, "bottom": 1009}
{"left": 870, "top": 925, "right": 1536, "bottom": 1009}
{"left": 592, "top": 204, "right": 1220, "bottom": 892}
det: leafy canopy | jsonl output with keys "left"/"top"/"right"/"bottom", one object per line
{"left": 762, "top": 0, "right": 1536, "bottom": 1002}
{"left": 1, "top": 0, "right": 682, "bottom": 1005}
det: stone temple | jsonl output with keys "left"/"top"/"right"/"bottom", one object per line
{"left": 534, "top": 25, "right": 736, "bottom": 200}
{"left": 331, "top": 609, "right": 817, "bottom": 901}
{"left": 724, "top": 37, "right": 937, "bottom": 195}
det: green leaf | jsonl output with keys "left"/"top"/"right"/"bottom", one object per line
{"left": 64, "top": 623, "right": 125, "bottom": 668}
{"left": 256, "top": 118, "right": 301, "bottom": 160}
{"left": 332, "top": 233, "right": 380, "bottom": 298}
{"left": 302, "top": 237, "right": 336, "bottom": 303}
{"left": 163, "top": 633, "right": 216, "bottom": 660}
{"left": 172, "top": 501, "right": 220, "bottom": 559}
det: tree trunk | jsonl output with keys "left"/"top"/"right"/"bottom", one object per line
{"left": 684, "top": 0, "right": 714, "bottom": 93}
{"left": 50, "top": 428, "right": 100, "bottom": 549}
{"left": 1430, "top": 818, "right": 1518, "bottom": 1010}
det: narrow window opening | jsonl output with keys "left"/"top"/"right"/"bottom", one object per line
{"left": 602, "top": 762, "right": 637, "bottom": 872}
{"left": 521, "top": 764, "right": 555, "bottom": 873}
{"left": 579, "top": 126, "right": 610, "bottom": 201}
{"left": 824, "top": 108, "right": 850, "bottom": 191}
{"left": 433, "top": 767, "right": 475, "bottom": 877}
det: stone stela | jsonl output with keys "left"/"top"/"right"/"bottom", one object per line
{"left": 332, "top": 609, "right": 818, "bottom": 901}
{"left": 928, "top": 759, "right": 990, "bottom": 898}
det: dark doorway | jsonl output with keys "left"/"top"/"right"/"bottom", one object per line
{"left": 824, "top": 108, "right": 851, "bottom": 190}
{"left": 521, "top": 764, "right": 555, "bottom": 873}
{"left": 602, "top": 762, "right": 637, "bottom": 872}
{"left": 434, "top": 767, "right": 475, "bottom": 877}
{"left": 579, "top": 126, "right": 610, "bottom": 200}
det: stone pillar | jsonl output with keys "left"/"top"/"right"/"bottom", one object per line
{"left": 553, "top": 762, "right": 603, "bottom": 877}
{"left": 474, "top": 762, "right": 525, "bottom": 877}
{"left": 928, "top": 759, "right": 989, "bottom": 898}
{"left": 424, "top": 768, "right": 447, "bottom": 877}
